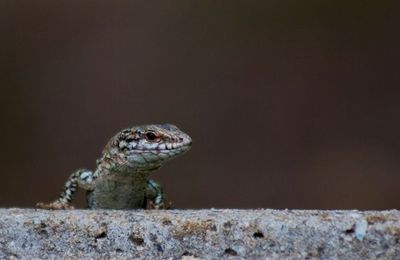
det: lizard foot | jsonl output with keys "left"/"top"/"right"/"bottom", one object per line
{"left": 36, "top": 201, "right": 75, "bottom": 210}
{"left": 146, "top": 200, "right": 173, "bottom": 210}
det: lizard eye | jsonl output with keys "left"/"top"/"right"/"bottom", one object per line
{"left": 145, "top": 132, "right": 157, "bottom": 141}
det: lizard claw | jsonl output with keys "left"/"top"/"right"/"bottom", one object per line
{"left": 146, "top": 200, "right": 161, "bottom": 209}
{"left": 146, "top": 200, "right": 173, "bottom": 210}
{"left": 36, "top": 201, "right": 75, "bottom": 210}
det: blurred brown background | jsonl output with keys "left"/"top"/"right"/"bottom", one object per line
{"left": 1, "top": 1, "right": 399, "bottom": 209}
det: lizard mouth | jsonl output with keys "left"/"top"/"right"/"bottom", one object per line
{"left": 153, "top": 133, "right": 192, "bottom": 152}
{"left": 129, "top": 135, "right": 192, "bottom": 154}
{"left": 127, "top": 139, "right": 191, "bottom": 165}
{"left": 157, "top": 139, "right": 192, "bottom": 152}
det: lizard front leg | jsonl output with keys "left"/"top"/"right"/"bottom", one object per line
{"left": 145, "top": 179, "right": 166, "bottom": 209}
{"left": 37, "top": 169, "right": 94, "bottom": 210}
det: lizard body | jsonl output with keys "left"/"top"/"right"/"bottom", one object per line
{"left": 37, "top": 124, "right": 192, "bottom": 209}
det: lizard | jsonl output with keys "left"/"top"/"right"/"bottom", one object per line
{"left": 37, "top": 124, "right": 192, "bottom": 210}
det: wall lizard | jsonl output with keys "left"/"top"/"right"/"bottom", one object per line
{"left": 37, "top": 124, "right": 192, "bottom": 209}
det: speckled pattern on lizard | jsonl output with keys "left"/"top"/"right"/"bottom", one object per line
{"left": 37, "top": 124, "right": 192, "bottom": 210}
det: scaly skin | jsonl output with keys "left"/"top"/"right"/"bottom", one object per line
{"left": 37, "top": 124, "right": 192, "bottom": 209}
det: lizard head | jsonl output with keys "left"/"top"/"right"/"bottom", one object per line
{"left": 112, "top": 124, "right": 192, "bottom": 172}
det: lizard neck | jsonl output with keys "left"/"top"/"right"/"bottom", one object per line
{"left": 94, "top": 157, "right": 156, "bottom": 179}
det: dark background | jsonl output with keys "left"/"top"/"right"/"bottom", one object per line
{"left": 1, "top": 1, "right": 399, "bottom": 209}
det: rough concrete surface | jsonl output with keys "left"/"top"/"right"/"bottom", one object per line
{"left": 0, "top": 208, "right": 399, "bottom": 259}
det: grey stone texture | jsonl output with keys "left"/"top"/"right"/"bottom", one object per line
{"left": 0, "top": 208, "right": 399, "bottom": 259}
